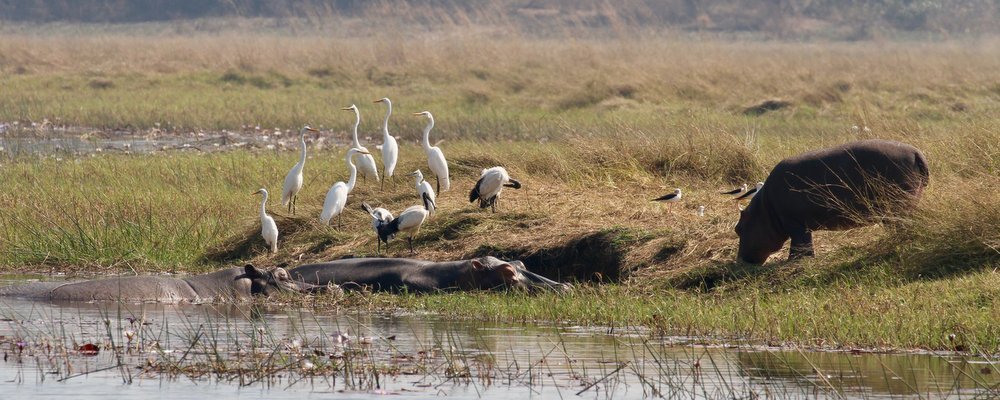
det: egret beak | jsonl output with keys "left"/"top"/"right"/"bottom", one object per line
{"left": 411, "top": 112, "right": 423, "bottom": 116}
{"left": 373, "top": 99, "right": 384, "bottom": 103}
{"left": 407, "top": 171, "right": 418, "bottom": 176}
{"left": 356, "top": 149, "right": 370, "bottom": 155}
{"left": 305, "top": 127, "right": 319, "bottom": 132}
{"left": 251, "top": 191, "right": 261, "bottom": 196}
{"left": 340, "top": 106, "right": 353, "bottom": 111}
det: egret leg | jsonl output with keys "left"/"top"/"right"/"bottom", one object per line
{"left": 408, "top": 237, "right": 414, "bottom": 254}
{"left": 338, "top": 214, "right": 342, "bottom": 230}
{"left": 436, "top": 176, "right": 440, "bottom": 194}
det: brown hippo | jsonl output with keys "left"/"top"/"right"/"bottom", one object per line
{"left": 0, "top": 265, "right": 325, "bottom": 303}
{"left": 736, "top": 140, "right": 929, "bottom": 264}
{"left": 290, "top": 256, "right": 571, "bottom": 293}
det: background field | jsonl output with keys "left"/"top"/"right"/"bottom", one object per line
{"left": 0, "top": 8, "right": 998, "bottom": 351}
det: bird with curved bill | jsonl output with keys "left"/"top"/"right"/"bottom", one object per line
{"left": 470, "top": 167, "right": 522, "bottom": 213}
{"left": 374, "top": 194, "right": 434, "bottom": 254}
{"left": 361, "top": 203, "right": 394, "bottom": 255}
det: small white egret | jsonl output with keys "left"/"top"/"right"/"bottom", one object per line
{"left": 361, "top": 202, "right": 394, "bottom": 254}
{"left": 252, "top": 188, "right": 279, "bottom": 253}
{"left": 652, "top": 188, "right": 682, "bottom": 212}
{"left": 409, "top": 169, "right": 437, "bottom": 215}
{"left": 342, "top": 104, "right": 379, "bottom": 185}
{"left": 469, "top": 166, "right": 522, "bottom": 213}
{"left": 698, "top": 205, "right": 706, "bottom": 217}
{"left": 413, "top": 111, "right": 450, "bottom": 193}
{"left": 721, "top": 183, "right": 748, "bottom": 196}
{"left": 373, "top": 97, "right": 398, "bottom": 190}
{"left": 377, "top": 201, "right": 433, "bottom": 254}
{"left": 281, "top": 125, "right": 319, "bottom": 214}
{"left": 320, "top": 148, "right": 369, "bottom": 227}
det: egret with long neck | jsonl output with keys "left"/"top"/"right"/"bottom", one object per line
{"left": 413, "top": 111, "right": 450, "bottom": 193}
{"left": 252, "top": 188, "right": 279, "bottom": 253}
{"left": 281, "top": 126, "right": 318, "bottom": 214}
{"left": 342, "top": 104, "right": 379, "bottom": 185}
{"left": 321, "top": 148, "right": 369, "bottom": 228}
{"left": 374, "top": 98, "right": 398, "bottom": 190}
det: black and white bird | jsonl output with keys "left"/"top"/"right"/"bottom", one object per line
{"left": 735, "top": 182, "right": 764, "bottom": 202}
{"left": 720, "top": 183, "right": 748, "bottom": 196}
{"left": 653, "top": 188, "right": 682, "bottom": 202}
{"left": 653, "top": 188, "right": 682, "bottom": 212}
{"left": 361, "top": 203, "right": 394, "bottom": 255}
{"left": 374, "top": 194, "right": 435, "bottom": 254}
{"left": 469, "top": 167, "right": 521, "bottom": 213}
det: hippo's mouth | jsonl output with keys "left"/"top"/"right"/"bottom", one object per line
{"left": 511, "top": 261, "right": 572, "bottom": 293}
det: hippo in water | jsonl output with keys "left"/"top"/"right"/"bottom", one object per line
{"left": 0, "top": 265, "right": 325, "bottom": 303}
{"left": 290, "top": 256, "right": 571, "bottom": 293}
{"left": 736, "top": 140, "right": 929, "bottom": 264}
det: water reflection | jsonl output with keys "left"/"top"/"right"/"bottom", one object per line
{"left": 0, "top": 292, "right": 997, "bottom": 399}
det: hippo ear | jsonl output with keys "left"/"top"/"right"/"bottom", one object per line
{"left": 471, "top": 259, "right": 486, "bottom": 271}
{"left": 498, "top": 263, "right": 518, "bottom": 284}
{"left": 244, "top": 264, "right": 266, "bottom": 278}
{"left": 272, "top": 268, "right": 290, "bottom": 281}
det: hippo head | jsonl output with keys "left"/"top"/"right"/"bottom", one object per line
{"left": 735, "top": 207, "right": 786, "bottom": 265}
{"left": 462, "top": 257, "right": 571, "bottom": 293}
{"left": 242, "top": 264, "right": 322, "bottom": 296}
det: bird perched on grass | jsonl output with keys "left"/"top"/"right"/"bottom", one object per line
{"left": 373, "top": 97, "right": 398, "bottom": 190}
{"left": 361, "top": 202, "right": 394, "bottom": 255}
{"left": 375, "top": 194, "right": 434, "bottom": 254}
{"left": 252, "top": 188, "right": 278, "bottom": 253}
{"left": 413, "top": 111, "right": 450, "bottom": 193}
{"left": 653, "top": 188, "right": 682, "bottom": 212}
{"left": 281, "top": 125, "right": 319, "bottom": 214}
{"left": 470, "top": 167, "right": 521, "bottom": 213}
{"left": 735, "top": 182, "right": 764, "bottom": 202}
{"left": 320, "top": 148, "right": 370, "bottom": 228}
{"left": 409, "top": 169, "right": 437, "bottom": 215}
{"left": 341, "top": 104, "right": 379, "bottom": 185}
{"left": 721, "top": 183, "right": 748, "bottom": 196}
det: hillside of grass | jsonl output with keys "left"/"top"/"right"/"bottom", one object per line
{"left": 0, "top": 30, "right": 998, "bottom": 351}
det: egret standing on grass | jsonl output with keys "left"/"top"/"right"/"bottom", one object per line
{"left": 413, "top": 111, "right": 450, "bottom": 193}
{"left": 361, "top": 202, "right": 394, "bottom": 255}
{"left": 377, "top": 196, "right": 434, "bottom": 254}
{"left": 252, "top": 188, "right": 279, "bottom": 253}
{"left": 320, "top": 148, "right": 370, "bottom": 228}
{"left": 469, "top": 166, "right": 522, "bottom": 213}
{"left": 342, "top": 104, "right": 379, "bottom": 185}
{"left": 374, "top": 98, "right": 398, "bottom": 190}
{"left": 409, "top": 169, "right": 437, "bottom": 215}
{"left": 653, "top": 188, "right": 682, "bottom": 212}
{"left": 282, "top": 125, "right": 319, "bottom": 215}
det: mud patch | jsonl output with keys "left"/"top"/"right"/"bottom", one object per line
{"left": 469, "top": 227, "right": 653, "bottom": 283}
{"left": 743, "top": 99, "right": 792, "bottom": 115}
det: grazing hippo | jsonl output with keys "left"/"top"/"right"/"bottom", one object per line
{"left": 289, "top": 256, "right": 571, "bottom": 293}
{"left": 0, "top": 265, "right": 325, "bottom": 303}
{"left": 736, "top": 140, "right": 929, "bottom": 264}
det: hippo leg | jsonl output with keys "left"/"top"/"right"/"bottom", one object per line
{"left": 788, "top": 227, "right": 815, "bottom": 260}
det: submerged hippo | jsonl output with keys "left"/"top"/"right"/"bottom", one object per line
{"left": 0, "top": 265, "right": 323, "bottom": 303}
{"left": 290, "top": 256, "right": 571, "bottom": 293}
{"left": 736, "top": 140, "right": 929, "bottom": 264}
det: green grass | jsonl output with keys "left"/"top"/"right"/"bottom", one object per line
{"left": 0, "top": 31, "right": 998, "bottom": 352}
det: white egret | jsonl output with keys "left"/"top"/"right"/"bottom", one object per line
{"left": 320, "top": 148, "right": 369, "bottom": 227}
{"left": 469, "top": 166, "right": 521, "bottom": 213}
{"left": 361, "top": 202, "right": 394, "bottom": 254}
{"left": 341, "top": 104, "right": 379, "bottom": 185}
{"left": 412, "top": 111, "right": 450, "bottom": 193}
{"left": 281, "top": 125, "right": 319, "bottom": 214}
{"left": 653, "top": 188, "right": 682, "bottom": 212}
{"left": 252, "top": 188, "right": 279, "bottom": 253}
{"left": 373, "top": 97, "right": 398, "bottom": 190}
{"left": 409, "top": 169, "right": 437, "bottom": 215}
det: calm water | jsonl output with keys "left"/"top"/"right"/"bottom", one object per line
{"left": 0, "top": 279, "right": 997, "bottom": 399}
